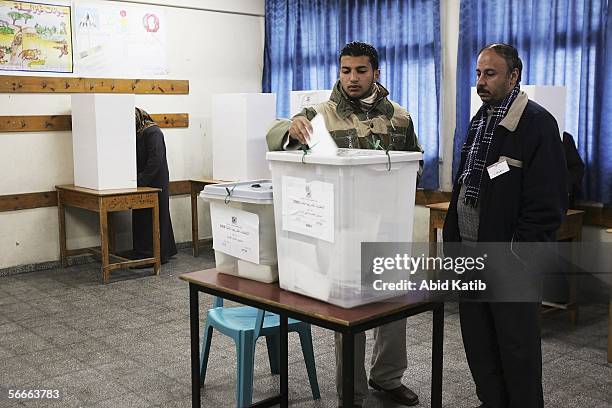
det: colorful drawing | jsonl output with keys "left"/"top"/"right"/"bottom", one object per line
{"left": 0, "top": 1, "right": 73, "bottom": 72}
{"left": 75, "top": 2, "right": 167, "bottom": 76}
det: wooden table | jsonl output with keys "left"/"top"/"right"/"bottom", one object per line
{"left": 180, "top": 269, "right": 444, "bottom": 408}
{"left": 56, "top": 184, "right": 161, "bottom": 283}
{"left": 189, "top": 178, "right": 226, "bottom": 257}
{"left": 426, "top": 202, "right": 584, "bottom": 322}
{"left": 426, "top": 202, "right": 584, "bottom": 249}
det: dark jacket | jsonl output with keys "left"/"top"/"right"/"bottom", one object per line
{"left": 444, "top": 97, "right": 568, "bottom": 243}
{"left": 562, "top": 131, "right": 585, "bottom": 207}
{"left": 133, "top": 126, "right": 177, "bottom": 261}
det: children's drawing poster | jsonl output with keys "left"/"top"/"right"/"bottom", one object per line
{"left": 0, "top": 1, "right": 73, "bottom": 73}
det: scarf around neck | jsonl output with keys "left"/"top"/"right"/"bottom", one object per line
{"left": 459, "top": 84, "right": 521, "bottom": 207}
{"left": 359, "top": 83, "right": 380, "bottom": 111}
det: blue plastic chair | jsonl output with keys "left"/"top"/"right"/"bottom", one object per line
{"left": 200, "top": 297, "right": 321, "bottom": 407}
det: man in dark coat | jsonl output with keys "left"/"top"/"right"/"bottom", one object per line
{"left": 443, "top": 44, "right": 568, "bottom": 408}
{"left": 133, "top": 107, "right": 177, "bottom": 264}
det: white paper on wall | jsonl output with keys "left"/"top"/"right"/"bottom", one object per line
{"left": 74, "top": 1, "right": 167, "bottom": 76}
{"left": 282, "top": 176, "right": 334, "bottom": 242}
{"left": 211, "top": 204, "right": 260, "bottom": 264}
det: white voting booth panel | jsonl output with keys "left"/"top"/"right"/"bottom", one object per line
{"left": 267, "top": 149, "right": 422, "bottom": 308}
{"left": 71, "top": 94, "right": 137, "bottom": 190}
{"left": 200, "top": 180, "right": 278, "bottom": 283}
{"left": 289, "top": 90, "right": 332, "bottom": 117}
{"left": 470, "top": 85, "right": 566, "bottom": 139}
{"left": 212, "top": 93, "right": 276, "bottom": 181}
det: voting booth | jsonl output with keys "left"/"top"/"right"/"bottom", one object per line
{"left": 201, "top": 180, "right": 278, "bottom": 283}
{"left": 211, "top": 93, "right": 276, "bottom": 181}
{"left": 289, "top": 89, "right": 332, "bottom": 117}
{"left": 71, "top": 94, "right": 137, "bottom": 190}
{"left": 267, "top": 149, "right": 422, "bottom": 308}
{"left": 470, "top": 85, "right": 566, "bottom": 138}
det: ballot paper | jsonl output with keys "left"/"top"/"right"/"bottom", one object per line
{"left": 308, "top": 114, "right": 338, "bottom": 155}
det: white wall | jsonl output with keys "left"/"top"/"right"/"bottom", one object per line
{"left": 0, "top": 0, "right": 265, "bottom": 269}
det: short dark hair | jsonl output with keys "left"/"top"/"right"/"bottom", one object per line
{"left": 339, "top": 41, "right": 379, "bottom": 70}
{"left": 479, "top": 43, "right": 523, "bottom": 82}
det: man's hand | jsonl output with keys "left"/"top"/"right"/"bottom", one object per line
{"left": 288, "top": 116, "right": 313, "bottom": 144}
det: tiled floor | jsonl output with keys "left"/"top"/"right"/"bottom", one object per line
{"left": 0, "top": 245, "right": 610, "bottom": 407}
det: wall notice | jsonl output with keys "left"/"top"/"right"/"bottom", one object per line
{"left": 211, "top": 203, "right": 260, "bottom": 264}
{"left": 282, "top": 176, "right": 334, "bottom": 243}
{"left": 0, "top": 1, "right": 73, "bottom": 73}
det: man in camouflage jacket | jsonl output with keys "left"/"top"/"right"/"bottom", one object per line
{"left": 266, "top": 42, "right": 422, "bottom": 408}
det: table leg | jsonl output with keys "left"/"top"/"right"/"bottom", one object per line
{"left": 189, "top": 284, "right": 201, "bottom": 408}
{"left": 57, "top": 191, "right": 67, "bottom": 268}
{"left": 99, "top": 206, "right": 110, "bottom": 284}
{"left": 108, "top": 212, "right": 116, "bottom": 255}
{"left": 568, "top": 272, "right": 579, "bottom": 324}
{"left": 431, "top": 303, "right": 444, "bottom": 408}
{"left": 280, "top": 313, "right": 288, "bottom": 407}
{"left": 428, "top": 212, "right": 437, "bottom": 258}
{"left": 152, "top": 196, "right": 161, "bottom": 276}
{"left": 342, "top": 331, "right": 355, "bottom": 407}
{"left": 191, "top": 187, "right": 199, "bottom": 257}
{"left": 608, "top": 301, "right": 611, "bottom": 363}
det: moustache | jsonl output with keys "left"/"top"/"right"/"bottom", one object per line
{"left": 477, "top": 87, "right": 489, "bottom": 94}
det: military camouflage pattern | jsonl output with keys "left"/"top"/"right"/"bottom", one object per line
{"left": 266, "top": 81, "right": 421, "bottom": 156}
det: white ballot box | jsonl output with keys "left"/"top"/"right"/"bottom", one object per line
{"left": 212, "top": 93, "right": 276, "bottom": 181}
{"left": 267, "top": 149, "right": 422, "bottom": 308}
{"left": 471, "top": 85, "right": 566, "bottom": 139}
{"left": 201, "top": 180, "right": 278, "bottom": 283}
{"left": 71, "top": 94, "right": 136, "bottom": 190}
{"left": 290, "top": 89, "right": 332, "bottom": 117}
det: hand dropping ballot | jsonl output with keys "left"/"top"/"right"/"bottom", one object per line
{"left": 307, "top": 114, "right": 338, "bottom": 156}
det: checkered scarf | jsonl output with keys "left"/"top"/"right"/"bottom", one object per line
{"left": 459, "top": 84, "right": 521, "bottom": 207}
{"left": 135, "top": 107, "right": 158, "bottom": 137}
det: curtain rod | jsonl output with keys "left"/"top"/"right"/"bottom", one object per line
{"left": 103, "top": 0, "right": 265, "bottom": 18}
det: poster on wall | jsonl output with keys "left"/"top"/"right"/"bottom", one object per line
{"left": 0, "top": 0, "right": 73, "bottom": 73}
{"left": 74, "top": 1, "right": 167, "bottom": 77}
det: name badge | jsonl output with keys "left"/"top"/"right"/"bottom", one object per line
{"left": 487, "top": 160, "right": 510, "bottom": 179}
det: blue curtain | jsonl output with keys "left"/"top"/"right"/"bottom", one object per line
{"left": 597, "top": 4, "right": 612, "bottom": 203}
{"left": 263, "top": 0, "right": 441, "bottom": 189}
{"left": 453, "top": 0, "right": 610, "bottom": 203}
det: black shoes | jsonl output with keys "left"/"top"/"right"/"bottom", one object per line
{"left": 368, "top": 379, "right": 419, "bottom": 406}
{"left": 339, "top": 379, "right": 420, "bottom": 407}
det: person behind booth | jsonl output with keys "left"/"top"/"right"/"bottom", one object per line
{"left": 562, "top": 131, "right": 585, "bottom": 207}
{"left": 132, "top": 107, "right": 177, "bottom": 264}
{"left": 267, "top": 42, "right": 422, "bottom": 407}
{"left": 443, "top": 44, "right": 567, "bottom": 408}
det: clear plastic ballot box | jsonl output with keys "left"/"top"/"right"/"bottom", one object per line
{"left": 266, "top": 149, "right": 422, "bottom": 308}
{"left": 200, "top": 180, "right": 278, "bottom": 283}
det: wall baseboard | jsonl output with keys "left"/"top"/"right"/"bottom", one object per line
{"left": 0, "top": 239, "right": 213, "bottom": 278}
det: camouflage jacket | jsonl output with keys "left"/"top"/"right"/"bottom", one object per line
{"left": 266, "top": 81, "right": 422, "bottom": 158}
